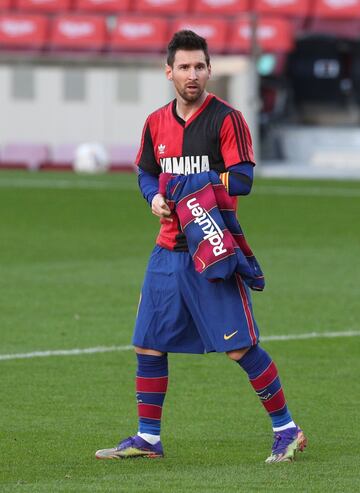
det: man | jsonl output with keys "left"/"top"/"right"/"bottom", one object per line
{"left": 96, "top": 30, "right": 307, "bottom": 463}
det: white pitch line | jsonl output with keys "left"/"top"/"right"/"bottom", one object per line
{"left": 0, "top": 345, "right": 133, "bottom": 361}
{"left": 0, "top": 330, "right": 359, "bottom": 362}
{"left": 254, "top": 185, "right": 360, "bottom": 198}
{"left": 261, "top": 330, "right": 360, "bottom": 341}
{"left": 0, "top": 177, "right": 136, "bottom": 190}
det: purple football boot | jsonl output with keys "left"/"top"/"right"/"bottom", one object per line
{"left": 95, "top": 435, "right": 164, "bottom": 459}
{"left": 265, "top": 426, "right": 307, "bottom": 463}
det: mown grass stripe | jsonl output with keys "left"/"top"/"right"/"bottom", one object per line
{"left": 0, "top": 176, "right": 359, "bottom": 197}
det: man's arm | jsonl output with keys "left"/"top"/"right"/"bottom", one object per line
{"left": 135, "top": 117, "right": 172, "bottom": 221}
{"left": 218, "top": 110, "right": 255, "bottom": 196}
{"left": 138, "top": 168, "right": 172, "bottom": 221}
{"left": 219, "top": 162, "right": 254, "bottom": 196}
{"left": 138, "top": 167, "right": 158, "bottom": 206}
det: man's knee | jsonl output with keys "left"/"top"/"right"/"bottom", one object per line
{"left": 226, "top": 347, "right": 251, "bottom": 361}
{"left": 134, "top": 346, "right": 165, "bottom": 356}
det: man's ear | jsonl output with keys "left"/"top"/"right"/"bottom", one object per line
{"left": 165, "top": 64, "right": 173, "bottom": 81}
{"left": 208, "top": 64, "right": 212, "bottom": 80}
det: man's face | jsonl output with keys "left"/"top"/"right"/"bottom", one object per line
{"left": 166, "top": 49, "right": 211, "bottom": 103}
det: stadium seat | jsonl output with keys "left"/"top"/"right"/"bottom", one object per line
{"left": 0, "top": 0, "right": 14, "bottom": 11}
{"left": 75, "top": 0, "right": 130, "bottom": 14}
{"left": 40, "top": 143, "right": 77, "bottom": 171}
{"left": 109, "top": 15, "right": 168, "bottom": 52}
{"left": 313, "top": 0, "right": 360, "bottom": 19}
{"left": 0, "top": 13, "right": 48, "bottom": 49}
{"left": 307, "top": 0, "right": 360, "bottom": 39}
{"left": 193, "top": 0, "right": 249, "bottom": 15}
{"left": 50, "top": 15, "right": 107, "bottom": 50}
{"left": 229, "top": 16, "right": 294, "bottom": 54}
{"left": 108, "top": 144, "right": 137, "bottom": 172}
{"left": 134, "top": 0, "right": 190, "bottom": 15}
{"left": 254, "top": 0, "right": 310, "bottom": 17}
{"left": 15, "top": 0, "right": 72, "bottom": 14}
{"left": 254, "top": 0, "right": 310, "bottom": 32}
{"left": 0, "top": 143, "right": 49, "bottom": 170}
{"left": 170, "top": 17, "right": 228, "bottom": 54}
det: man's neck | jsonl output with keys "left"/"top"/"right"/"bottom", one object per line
{"left": 176, "top": 91, "right": 209, "bottom": 122}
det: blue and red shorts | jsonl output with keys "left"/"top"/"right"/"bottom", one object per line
{"left": 133, "top": 245, "right": 260, "bottom": 354}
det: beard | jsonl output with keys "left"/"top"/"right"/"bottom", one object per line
{"left": 177, "top": 85, "right": 204, "bottom": 103}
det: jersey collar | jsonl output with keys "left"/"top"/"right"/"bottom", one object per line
{"left": 171, "top": 93, "right": 215, "bottom": 128}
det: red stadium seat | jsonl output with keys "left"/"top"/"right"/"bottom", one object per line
{"left": 229, "top": 16, "right": 294, "bottom": 54}
{"left": 135, "top": 0, "right": 190, "bottom": 15}
{"left": 254, "top": 0, "right": 310, "bottom": 32}
{"left": 75, "top": 0, "right": 130, "bottom": 13}
{"left": 0, "top": 0, "right": 14, "bottom": 11}
{"left": 0, "top": 13, "right": 48, "bottom": 48}
{"left": 15, "top": 0, "right": 72, "bottom": 14}
{"left": 313, "top": 0, "right": 360, "bottom": 18}
{"left": 110, "top": 15, "right": 168, "bottom": 52}
{"left": 0, "top": 143, "right": 49, "bottom": 170}
{"left": 254, "top": 0, "right": 310, "bottom": 17}
{"left": 50, "top": 15, "right": 106, "bottom": 50}
{"left": 170, "top": 17, "right": 227, "bottom": 53}
{"left": 307, "top": 0, "right": 360, "bottom": 39}
{"left": 193, "top": 0, "right": 249, "bottom": 15}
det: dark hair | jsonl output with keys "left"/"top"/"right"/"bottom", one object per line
{"left": 167, "top": 30, "right": 210, "bottom": 67}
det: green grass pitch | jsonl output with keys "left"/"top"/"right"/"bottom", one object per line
{"left": 0, "top": 171, "right": 359, "bottom": 492}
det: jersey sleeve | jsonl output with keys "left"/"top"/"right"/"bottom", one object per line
{"left": 220, "top": 111, "right": 255, "bottom": 168}
{"left": 135, "top": 117, "right": 160, "bottom": 175}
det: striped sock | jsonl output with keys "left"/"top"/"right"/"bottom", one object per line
{"left": 237, "top": 345, "right": 293, "bottom": 429}
{"left": 136, "top": 353, "right": 168, "bottom": 438}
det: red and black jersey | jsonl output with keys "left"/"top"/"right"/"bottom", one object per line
{"left": 135, "top": 93, "right": 255, "bottom": 251}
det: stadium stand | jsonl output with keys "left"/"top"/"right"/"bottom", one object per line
{"left": 0, "top": 13, "right": 48, "bottom": 49}
{"left": 75, "top": 0, "right": 130, "bottom": 14}
{"left": 4, "top": 1, "right": 360, "bottom": 57}
{"left": 192, "top": 0, "right": 250, "bottom": 15}
{"left": 0, "top": 143, "right": 49, "bottom": 170}
{"left": 170, "top": 17, "right": 227, "bottom": 54}
{"left": 15, "top": 0, "right": 72, "bottom": 14}
{"left": 109, "top": 15, "right": 168, "bottom": 52}
{"left": 50, "top": 15, "right": 107, "bottom": 51}
{"left": 134, "top": 0, "right": 190, "bottom": 15}
{"left": 3, "top": 0, "right": 360, "bottom": 173}
{"left": 108, "top": 144, "right": 137, "bottom": 172}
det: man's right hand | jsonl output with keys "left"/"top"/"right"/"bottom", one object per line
{"left": 151, "top": 193, "right": 173, "bottom": 222}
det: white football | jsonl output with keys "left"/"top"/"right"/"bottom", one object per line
{"left": 74, "top": 142, "right": 109, "bottom": 174}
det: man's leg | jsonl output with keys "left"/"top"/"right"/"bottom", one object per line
{"left": 95, "top": 347, "right": 168, "bottom": 459}
{"left": 135, "top": 347, "right": 168, "bottom": 445}
{"left": 227, "top": 346, "right": 307, "bottom": 463}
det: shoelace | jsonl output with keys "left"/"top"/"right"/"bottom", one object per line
{"left": 118, "top": 436, "right": 135, "bottom": 449}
